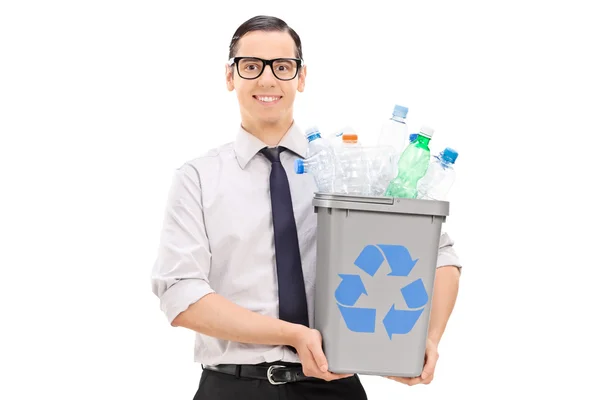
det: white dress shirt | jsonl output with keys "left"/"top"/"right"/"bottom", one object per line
{"left": 150, "top": 121, "right": 462, "bottom": 366}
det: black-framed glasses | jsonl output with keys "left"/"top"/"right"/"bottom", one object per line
{"left": 228, "top": 57, "right": 303, "bottom": 81}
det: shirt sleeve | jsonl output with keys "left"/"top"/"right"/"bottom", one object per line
{"left": 151, "top": 163, "right": 215, "bottom": 325}
{"left": 436, "top": 231, "right": 462, "bottom": 270}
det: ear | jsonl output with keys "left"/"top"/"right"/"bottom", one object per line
{"left": 297, "top": 64, "right": 307, "bottom": 92}
{"left": 225, "top": 63, "right": 235, "bottom": 91}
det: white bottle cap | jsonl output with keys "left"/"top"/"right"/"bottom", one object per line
{"left": 419, "top": 125, "right": 434, "bottom": 138}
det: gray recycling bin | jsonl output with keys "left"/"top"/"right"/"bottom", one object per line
{"left": 312, "top": 193, "right": 450, "bottom": 377}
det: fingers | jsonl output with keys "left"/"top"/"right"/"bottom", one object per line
{"left": 384, "top": 343, "right": 440, "bottom": 386}
{"left": 307, "top": 339, "right": 329, "bottom": 373}
{"left": 420, "top": 363, "right": 434, "bottom": 380}
{"left": 321, "top": 371, "right": 354, "bottom": 381}
{"left": 387, "top": 376, "right": 423, "bottom": 386}
{"left": 420, "top": 348, "right": 439, "bottom": 381}
{"left": 386, "top": 369, "right": 435, "bottom": 386}
{"left": 295, "top": 329, "right": 356, "bottom": 381}
{"left": 305, "top": 336, "right": 353, "bottom": 381}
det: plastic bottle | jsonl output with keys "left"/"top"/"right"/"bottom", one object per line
{"left": 300, "top": 126, "right": 337, "bottom": 193}
{"left": 335, "top": 133, "right": 370, "bottom": 195}
{"left": 364, "top": 145, "right": 397, "bottom": 196}
{"left": 377, "top": 105, "right": 409, "bottom": 155}
{"left": 384, "top": 126, "right": 434, "bottom": 199}
{"left": 295, "top": 155, "right": 336, "bottom": 193}
{"left": 305, "top": 126, "right": 332, "bottom": 158}
{"left": 417, "top": 147, "right": 458, "bottom": 201}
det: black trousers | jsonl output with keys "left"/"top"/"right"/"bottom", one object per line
{"left": 193, "top": 365, "right": 369, "bottom": 400}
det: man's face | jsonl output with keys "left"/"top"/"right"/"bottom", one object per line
{"left": 225, "top": 30, "right": 306, "bottom": 128}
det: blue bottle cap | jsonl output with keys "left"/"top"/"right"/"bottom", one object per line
{"left": 305, "top": 126, "right": 321, "bottom": 142}
{"left": 441, "top": 147, "right": 458, "bottom": 164}
{"left": 392, "top": 105, "right": 409, "bottom": 118}
{"left": 409, "top": 133, "right": 418, "bottom": 142}
{"left": 294, "top": 158, "right": 305, "bottom": 174}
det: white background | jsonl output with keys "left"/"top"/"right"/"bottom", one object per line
{"left": 1, "top": 1, "right": 599, "bottom": 399}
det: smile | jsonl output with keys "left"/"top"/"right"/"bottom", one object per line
{"left": 253, "top": 95, "right": 282, "bottom": 105}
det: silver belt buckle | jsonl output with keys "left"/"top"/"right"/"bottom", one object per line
{"left": 267, "top": 365, "right": 287, "bottom": 385}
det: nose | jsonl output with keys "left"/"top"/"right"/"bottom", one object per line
{"left": 257, "top": 65, "right": 277, "bottom": 87}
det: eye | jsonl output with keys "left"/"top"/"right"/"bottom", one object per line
{"left": 238, "top": 59, "right": 262, "bottom": 72}
{"left": 274, "top": 60, "right": 294, "bottom": 71}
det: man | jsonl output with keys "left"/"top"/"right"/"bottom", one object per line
{"left": 151, "top": 15, "right": 462, "bottom": 400}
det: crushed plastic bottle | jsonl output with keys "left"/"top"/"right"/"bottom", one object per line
{"left": 299, "top": 126, "right": 338, "bottom": 193}
{"left": 295, "top": 154, "right": 336, "bottom": 193}
{"left": 334, "top": 133, "right": 371, "bottom": 195}
{"left": 364, "top": 145, "right": 397, "bottom": 196}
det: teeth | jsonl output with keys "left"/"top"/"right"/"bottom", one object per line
{"left": 257, "top": 96, "right": 279, "bottom": 102}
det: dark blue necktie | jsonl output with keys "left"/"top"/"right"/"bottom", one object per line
{"left": 260, "top": 147, "right": 310, "bottom": 331}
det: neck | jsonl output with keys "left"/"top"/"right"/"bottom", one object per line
{"left": 417, "top": 136, "right": 431, "bottom": 146}
{"left": 241, "top": 116, "right": 294, "bottom": 147}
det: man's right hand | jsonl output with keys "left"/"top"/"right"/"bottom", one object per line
{"left": 290, "top": 326, "right": 354, "bottom": 381}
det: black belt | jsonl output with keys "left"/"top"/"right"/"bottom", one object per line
{"left": 202, "top": 362, "right": 320, "bottom": 385}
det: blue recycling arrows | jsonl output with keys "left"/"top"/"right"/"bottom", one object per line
{"left": 382, "top": 305, "right": 424, "bottom": 339}
{"left": 337, "top": 304, "right": 377, "bottom": 333}
{"left": 377, "top": 244, "right": 419, "bottom": 276}
{"left": 334, "top": 244, "right": 430, "bottom": 339}
{"left": 335, "top": 274, "right": 367, "bottom": 306}
{"left": 354, "top": 245, "right": 385, "bottom": 277}
{"left": 401, "top": 278, "right": 428, "bottom": 309}
{"left": 335, "top": 273, "right": 375, "bottom": 332}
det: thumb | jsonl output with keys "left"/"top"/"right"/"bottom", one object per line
{"left": 421, "top": 367, "right": 432, "bottom": 380}
{"left": 421, "top": 356, "right": 437, "bottom": 380}
{"left": 308, "top": 342, "right": 329, "bottom": 372}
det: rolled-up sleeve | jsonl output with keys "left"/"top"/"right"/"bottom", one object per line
{"left": 151, "top": 163, "right": 215, "bottom": 325}
{"left": 436, "top": 231, "right": 462, "bottom": 270}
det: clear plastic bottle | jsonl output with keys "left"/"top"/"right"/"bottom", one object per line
{"left": 335, "top": 133, "right": 370, "bottom": 195}
{"left": 294, "top": 154, "right": 336, "bottom": 193}
{"left": 364, "top": 145, "right": 397, "bottom": 196}
{"left": 305, "top": 126, "right": 332, "bottom": 158}
{"left": 300, "top": 126, "right": 338, "bottom": 193}
{"left": 377, "top": 104, "right": 409, "bottom": 155}
{"left": 417, "top": 147, "right": 458, "bottom": 201}
{"left": 384, "top": 126, "right": 434, "bottom": 199}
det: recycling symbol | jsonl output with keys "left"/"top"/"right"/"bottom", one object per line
{"left": 334, "top": 244, "right": 429, "bottom": 339}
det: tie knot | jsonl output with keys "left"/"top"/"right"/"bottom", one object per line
{"left": 260, "top": 147, "right": 285, "bottom": 163}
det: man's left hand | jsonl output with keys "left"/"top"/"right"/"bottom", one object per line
{"left": 386, "top": 338, "right": 439, "bottom": 386}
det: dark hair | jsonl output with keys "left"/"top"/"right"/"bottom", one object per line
{"left": 228, "top": 15, "right": 303, "bottom": 61}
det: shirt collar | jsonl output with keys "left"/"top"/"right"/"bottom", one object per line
{"left": 234, "top": 121, "right": 308, "bottom": 169}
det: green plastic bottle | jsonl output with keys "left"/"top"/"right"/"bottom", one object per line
{"left": 384, "top": 126, "right": 434, "bottom": 198}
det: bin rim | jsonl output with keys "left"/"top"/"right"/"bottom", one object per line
{"left": 312, "top": 192, "right": 450, "bottom": 217}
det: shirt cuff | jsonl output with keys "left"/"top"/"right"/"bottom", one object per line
{"left": 159, "top": 279, "right": 215, "bottom": 325}
{"left": 436, "top": 248, "right": 462, "bottom": 269}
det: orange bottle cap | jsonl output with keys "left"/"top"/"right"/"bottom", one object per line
{"left": 342, "top": 133, "right": 358, "bottom": 141}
